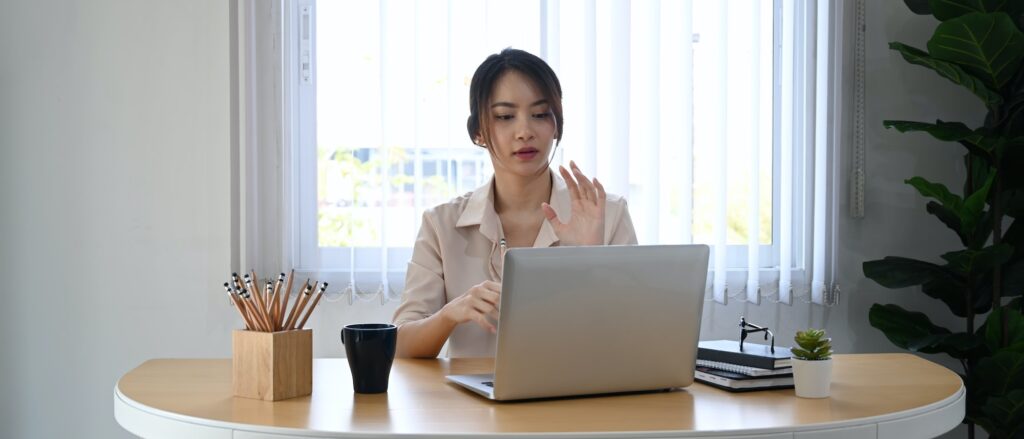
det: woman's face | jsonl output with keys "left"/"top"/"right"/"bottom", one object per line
{"left": 479, "top": 70, "right": 558, "bottom": 178}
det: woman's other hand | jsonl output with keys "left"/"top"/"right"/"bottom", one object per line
{"left": 542, "top": 160, "right": 606, "bottom": 246}
{"left": 440, "top": 281, "right": 502, "bottom": 333}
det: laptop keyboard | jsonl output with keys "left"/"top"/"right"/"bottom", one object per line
{"left": 482, "top": 381, "right": 494, "bottom": 387}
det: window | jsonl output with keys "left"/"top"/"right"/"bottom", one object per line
{"left": 243, "top": 0, "right": 845, "bottom": 306}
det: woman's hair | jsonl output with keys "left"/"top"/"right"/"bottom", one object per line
{"left": 466, "top": 48, "right": 564, "bottom": 148}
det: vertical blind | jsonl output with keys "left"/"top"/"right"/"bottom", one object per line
{"left": 296, "top": 0, "right": 841, "bottom": 306}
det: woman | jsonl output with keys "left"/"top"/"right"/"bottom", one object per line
{"left": 392, "top": 48, "right": 637, "bottom": 358}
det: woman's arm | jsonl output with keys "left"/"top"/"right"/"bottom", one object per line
{"left": 396, "top": 312, "right": 457, "bottom": 358}
{"left": 393, "top": 212, "right": 450, "bottom": 358}
{"left": 393, "top": 211, "right": 503, "bottom": 358}
{"left": 397, "top": 280, "right": 502, "bottom": 358}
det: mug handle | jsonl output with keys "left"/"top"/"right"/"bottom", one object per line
{"left": 340, "top": 330, "right": 345, "bottom": 345}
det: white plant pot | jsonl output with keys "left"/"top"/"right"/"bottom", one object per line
{"left": 792, "top": 358, "right": 832, "bottom": 398}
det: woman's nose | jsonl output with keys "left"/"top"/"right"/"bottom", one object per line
{"left": 515, "top": 118, "right": 535, "bottom": 141}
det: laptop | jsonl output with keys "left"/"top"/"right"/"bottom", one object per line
{"left": 446, "top": 244, "right": 710, "bottom": 400}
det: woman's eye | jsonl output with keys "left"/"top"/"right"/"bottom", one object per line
{"left": 533, "top": 113, "right": 551, "bottom": 119}
{"left": 495, "top": 114, "right": 513, "bottom": 120}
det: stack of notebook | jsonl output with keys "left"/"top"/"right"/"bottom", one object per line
{"left": 695, "top": 340, "right": 795, "bottom": 392}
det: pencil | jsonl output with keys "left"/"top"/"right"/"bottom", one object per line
{"left": 282, "top": 281, "right": 307, "bottom": 330}
{"left": 280, "top": 270, "right": 295, "bottom": 328}
{"left": 290, "top": 281, "right": 320, "bottom": 330}
{"left": 263, "top": 281, "right": 273, "bottom": 313}
{"left": 236, "top": 289, "right": 257, "bottom": 331}
{"left": 296, "top": 282, "right": 327, "bottom": 329}
{"left": 246, "top": 289, "right": 273, "bottom": 332}
{"left": 251, "top": 269, "right": 263, "bottom": 303}
{"left": 270, "top": 273, "right": 284, "bottom": 330}
{"left": 284, "top": 281, "right": 311, "bottom": 330}
{"left": 223, "top": 282, "right": 254, "bottom": 330}
{"left": 244, "top": 275, "right": 270, "bottom": 326}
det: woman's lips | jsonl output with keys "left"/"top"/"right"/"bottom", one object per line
{"left": 514, "top": 148, "right": 539, "bottom": 161}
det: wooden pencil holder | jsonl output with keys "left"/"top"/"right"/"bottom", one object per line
{"left": 232, "top": 329, "right": 312, "bottom": 401}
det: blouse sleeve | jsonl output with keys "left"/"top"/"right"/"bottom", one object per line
{"left": 607, "top": 197, "right": 639, "bottom": 245}
{"left": 392, "top": 211, "right": 447, "bottom": 327}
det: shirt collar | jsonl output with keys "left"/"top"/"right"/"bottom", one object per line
{"left": 455, "top": 170, "right": 572, "bottom": 247}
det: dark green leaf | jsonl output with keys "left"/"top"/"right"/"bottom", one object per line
{"left": 929, "top": 0, "right": 1010, "bottom": 21}
{"left": 906, "top": 176, "right": 964, "bottom": 210}
{"left": 1004, "top": 190, "right": 1024, "bottom": 218}
{"left": 883, "top": 120, "right": 975, "bottom": 140}
{"left": 890, "top": 42, "right": 1003, "bottom": 106}
{"left": 970, "top": 210, "right": 995, "bottom": 249}
{"left": 928, "top": 12, "right": 1024, "bottom": 89}
{"left": 977, "top": 350, "right": 1024, "bottom": 394}
{"left": 963, "top": 173, "right": 996, "bottom": 233}
{"left": 921, "top": 278, "right": 985, "bottom": 317}
{"left": 958, "top": 139, "right": 999, "bottom": 162}
{"left": 1003, "top": 259, "right": 1024, "bottom": 298}
{"left": 882, "top": 120, "right": 998, "bottom": 160}
{"left": 979, "top": 389, "right": 1024, "bottom": 435}
{"left": 1007, "top": 220, "right": 1024, "bottom": 259}
{"left": 1002, "top": 99, "right": 1024, "bottom": 139}
{"left": 989, "top": 69, "right": 1024, "bottom": 129}
{"left": 945, "top": 331, "right": 987, "bottom": 356}
{"left": 927, "top": 201, "right": 969, "bottom": 245}
{"left": 868, "top": 304, "right": 963, "bottom": 356}
{"left": 864, "top": 256, "right": 958, "bottom": 288}
{"left": 1004, "top": 143, "right": 1024, "bottom": 191}
{"left": 962, "top": 170, "right": 995, "bottom": 215}
{"left": 965, "top": 153, "right": 993, "bottom": 199}
{"left": 942, "top": 249, "right": 975, "bottom": 272}
{"left": 945, "top": 245, "right": 1013, "bottom": 280}
{"left": 985, "top": 306, "right": 1024, "bottom": 351}
{"left": 965, "top": 132, "right": 1006, "bottom": 153}
{"left": 976, "top": 243, "right": 1016, "bottom": 273}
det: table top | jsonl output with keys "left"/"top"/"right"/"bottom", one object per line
{"left": 116, "top": 353, "right": 964, "bottom": 437}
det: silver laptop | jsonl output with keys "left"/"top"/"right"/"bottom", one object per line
{"left": 447, "top": 244, "right": 709, "bottom": 400}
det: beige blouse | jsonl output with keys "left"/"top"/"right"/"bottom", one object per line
{"left": 392, "top": 171, "right": 638, "bottom": 357}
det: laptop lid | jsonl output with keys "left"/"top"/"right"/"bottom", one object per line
{"left": 491, "top": 244, "right": 709, "bottom": 400}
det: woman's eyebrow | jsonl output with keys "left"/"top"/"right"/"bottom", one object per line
{"left": 490, "top": 99, "right": 549, "bottom": 109}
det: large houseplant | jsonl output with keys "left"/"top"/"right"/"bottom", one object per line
{"left": 863, "top": 1, "right": 1024, "bottom": 437}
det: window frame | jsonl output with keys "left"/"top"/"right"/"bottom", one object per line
{"left": 239, "top": 0, "right": 850, "bottom": 302}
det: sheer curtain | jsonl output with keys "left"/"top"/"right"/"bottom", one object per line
{"left": 288, "top": 0, "right": 843, "bottom": 307}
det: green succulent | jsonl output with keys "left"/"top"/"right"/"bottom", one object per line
{"left": 792, "top": 328, "right": 833, "bottom": 361}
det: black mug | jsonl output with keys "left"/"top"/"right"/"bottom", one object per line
{"left": 340, "top": 323, "right": 397, "bottom": 393}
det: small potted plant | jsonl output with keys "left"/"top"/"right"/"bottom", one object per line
{"left": 791, "top": 328, "right": 833, "bottom": 398}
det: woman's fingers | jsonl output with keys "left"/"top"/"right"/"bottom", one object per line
{"left": 569, "top": 161, "right": 596, "bottom": 202}
{"left": 476, "top": 315, "right": 497, "bottom": 333}
{"left": 594, "top": 177, "right": 606, "bottom": 206}
{"left": 468, "top": 281, "right": 501, "bottom": 332}
{"left": 541, "top": 202, "right": 564, "bottom": 226}
{"left": 559, "top": 165, "right": 582, "bottom": 201}
{"left": 476, "top": 282, "right": 501, "bottom": 304}
{"left": 472, "top": 300, "right": 497, "bottom": 318}
{"left": 469, "top": 299, "right": 498, "bottom": 333}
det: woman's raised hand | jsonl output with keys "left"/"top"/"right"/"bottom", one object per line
{"left": 440, "top": 281, "right": 502, "bottom": 333}
{"left": 542, "top": 160, "right": 606, "bottom": 246}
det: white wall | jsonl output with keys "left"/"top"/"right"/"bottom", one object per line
{"left": 0, "top": 1, "right": 232, "bottom": 437}
{"left": 0, "top": 0, "right": 982, "bottom": 438}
